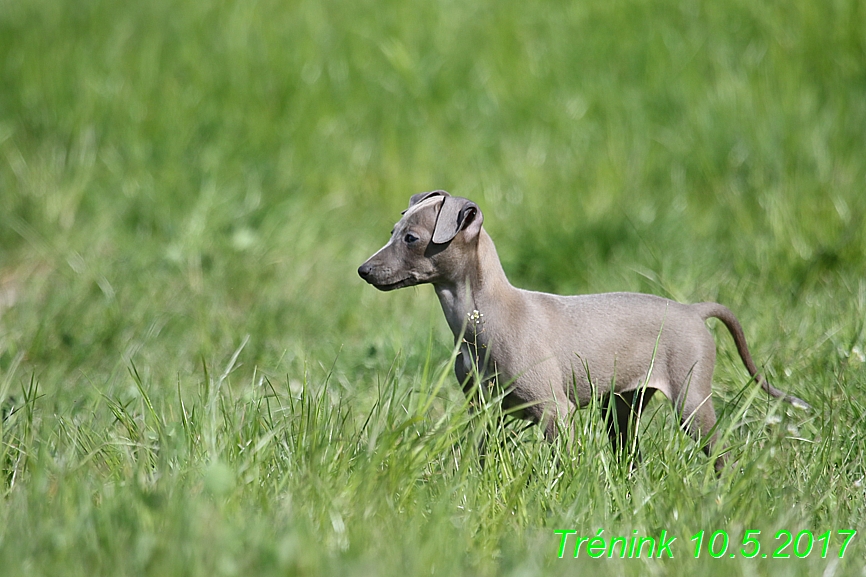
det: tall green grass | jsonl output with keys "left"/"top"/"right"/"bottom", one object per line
{"left": 1, "top": 0, "right": 865, "bottom": 574}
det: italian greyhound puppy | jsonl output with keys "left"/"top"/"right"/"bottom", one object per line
{"left": 358, "top": 190, "right": 809, "bottom": 471}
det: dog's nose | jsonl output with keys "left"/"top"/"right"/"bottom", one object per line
{"left": 358, "top": 263, "right": 372, "bottom": 280}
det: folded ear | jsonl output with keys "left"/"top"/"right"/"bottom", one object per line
{"left": 432, "top": 196, "right": 482, "bottom": 244}
{"left": 405, "top": 190, "right": 450, "bottom": 213}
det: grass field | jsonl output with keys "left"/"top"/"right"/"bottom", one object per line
{"left": 1, "top": 0, "right": 865, "bottom": 574}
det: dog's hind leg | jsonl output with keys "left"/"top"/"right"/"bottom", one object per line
{"left": 679, "top": 389, "right": 726, "bottom": 474}
{"left": 602, "top": 388, "right": 657, "bottom": 468}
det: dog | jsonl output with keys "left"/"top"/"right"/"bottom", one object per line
{"left": 358, "top": 190, "right": 809, "bottom": 471}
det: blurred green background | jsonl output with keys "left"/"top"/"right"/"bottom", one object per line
{"left": 1, "top": 0, "right": 865, "bottom": 575}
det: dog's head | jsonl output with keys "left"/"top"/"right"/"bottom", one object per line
{"left": 357, "top": 190, "right": 483, "bottom": 290}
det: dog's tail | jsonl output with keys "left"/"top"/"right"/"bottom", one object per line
{"left": 695, "top": 302, "right": 811, "bottom": 410}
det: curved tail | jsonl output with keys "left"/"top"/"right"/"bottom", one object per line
{"left": 695, "top": 302, "right": 811, "bottom": 410}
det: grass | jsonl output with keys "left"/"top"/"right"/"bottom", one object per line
{"left": 1, "top": 0, "right": 865, "bottom": 574}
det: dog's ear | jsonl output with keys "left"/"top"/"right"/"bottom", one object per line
{"left": 432, "top": 196, "right": 482, "bottom": 244}
{"left": 405, "top": 190, "right": 450, "bottom": 213}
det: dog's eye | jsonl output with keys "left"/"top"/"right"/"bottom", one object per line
{"left": 404, "top": 233, "right": 419, "bottom": 244}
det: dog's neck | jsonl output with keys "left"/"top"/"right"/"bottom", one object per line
{"left": 433, "top": 229, "right": 514, "bottom": 345}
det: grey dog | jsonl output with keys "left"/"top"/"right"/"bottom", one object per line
{"left": 358, "top": 190, "right": 808, "bottom": 471}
